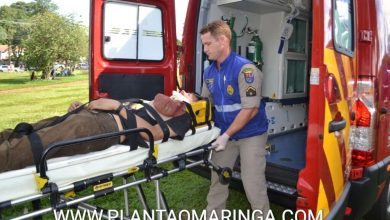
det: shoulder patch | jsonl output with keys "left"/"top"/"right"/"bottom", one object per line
{"left": 246, "top": 86, "right": 257, "bottom": 97}
{"left": 241, "top": 67, "right": 254, "bottom": 83}
{"left": 205, "top": 78, "right": 214, "bottom": 84}
{"left": 205, "top": 78, "right": 214, "bottom": 91}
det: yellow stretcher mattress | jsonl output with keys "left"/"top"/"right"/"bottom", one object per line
{"left": 0, "top": 125, "right": 220, "bottom": 203}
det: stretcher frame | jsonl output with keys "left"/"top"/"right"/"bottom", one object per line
{"left": 0, "top": 126, "right": 220, "bottom": 220}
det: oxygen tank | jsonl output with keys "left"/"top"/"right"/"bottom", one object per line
{"left": 247, "top": 33, "right": 263, "bottom": 70}
{"left": 228, "top": 17, "right": 237, "bottom": 52}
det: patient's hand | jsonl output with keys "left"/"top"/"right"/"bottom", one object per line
{"left": 68, "top": 101, "right": 83, "bottom": 112}
{"left": 88, "top": 98, "right": 121, "bottom": 111}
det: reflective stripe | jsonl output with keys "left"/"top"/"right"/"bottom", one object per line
{"left": 215, "top": 103, "right": 242, "bottom": 112}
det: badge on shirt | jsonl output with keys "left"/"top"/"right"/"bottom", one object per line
{"left": 242, "top": 68, "right": 255, "bottom": 84}
{"left": 227, "top": 84, "right": 234, "bottom": 95}
{"left": 206, "top": 78, "right": 214, "bottom": 90}
{"left": 246, "top": 86, "right": 256, "bottom": 97}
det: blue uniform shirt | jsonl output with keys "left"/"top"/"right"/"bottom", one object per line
{"left": 202, "top": 52, "right": 268, "bottom": 139}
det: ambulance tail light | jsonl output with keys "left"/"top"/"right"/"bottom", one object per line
{"left": 325, "top": 74, "right": 342, "bottom": 104}
{"left": 349, "top": 80, "right": 376, "bottom": 170}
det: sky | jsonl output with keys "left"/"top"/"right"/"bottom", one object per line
{"left": 1, "top": 0, "right": 389, "bottom": 38}
{"left": 1, "top": 0, "right": 189, "bottom": 39}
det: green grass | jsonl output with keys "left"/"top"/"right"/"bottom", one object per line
{"left": 0, "top": 72, "right": 286, "bottom": 219}
{"left": 0, "top": 71, "right": 89, "bottom": 130}
{"left": 0, "top": 71, "right": 89, "bottom": 91}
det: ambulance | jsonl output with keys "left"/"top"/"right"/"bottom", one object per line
{"left": 90, "top": 0, "right": 390, "bottom": 219}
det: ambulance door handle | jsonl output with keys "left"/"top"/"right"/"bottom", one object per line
{"left": 329, "top": 119, "right": 346, "bottom": 133}
{"left": 381, "top": 107, "right": 388, "bottom": 114}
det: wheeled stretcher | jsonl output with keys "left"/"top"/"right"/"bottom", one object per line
{"left": 0, "top": 123, "right": 223, "bottom": 220}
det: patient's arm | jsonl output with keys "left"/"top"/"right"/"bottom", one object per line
{"left": 87, "top": 98, "right": 180, "bottom": 141}
{"left": 87, "top": 98, "right": 121, "bottom": 112}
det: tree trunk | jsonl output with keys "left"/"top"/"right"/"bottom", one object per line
{"left": 41, "top": 66, "right": 51, "bottom": 79}
{"left": 41, "top": 70, "right": 49, "bottom": 79}
{"left": 30, "top": 71, "right": 36, "bottom": 81}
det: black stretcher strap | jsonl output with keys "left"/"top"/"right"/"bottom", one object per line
{"left": 28, "top": 132, "right": 45, "bottom": 172}
{"left": 118, "top": 109, "right": 141, "bottom": 150}
{"left": 184, "top": 102, "right": 197, "bottom": 135}
{"left": 204, "top": 97, "right": 212, "bottom": 130}
{"left": 42, "top": 103, "right": 88, "bottom": 129}
{"left": 11, "top": 122, "right": 33, "bottom": 139}
{"left": 140, "top": 103, "right": 170, "bottom": 142}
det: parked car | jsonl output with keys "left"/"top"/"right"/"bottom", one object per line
{"left": 78, "top": 63, "right": 89, "bottom": 70}
{"left": 0, "top": 65, "right": 10, "bottom": 72}
{"left": 14, "top": 67, "right": 23, "bottom": 72}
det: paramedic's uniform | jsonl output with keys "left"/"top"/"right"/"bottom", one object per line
{"left": 202, "top": 52, "right": 269, "bottom": 216}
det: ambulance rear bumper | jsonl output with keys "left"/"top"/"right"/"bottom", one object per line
{"left": 345, "top": 156, "right": 390, "bottom": 219}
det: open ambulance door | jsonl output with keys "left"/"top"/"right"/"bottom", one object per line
{"left": 298, "top": 0, "right": 356, "bottom": 218}
{"left": 179, "top": 0, "right": 203, "bottom": 93}
{"left": 90, "top": 0, "right": 177, "bottom": 100}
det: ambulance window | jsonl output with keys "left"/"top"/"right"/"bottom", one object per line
{"left": 285, "top": 18, "right": 308, "bottom": 97}
{"left": 333, "top": 0, "right": 354, "bottom": 56}
{"left": 286, "top": 59, "right": 306, "bottom": 94}
{"left": 288, "top": 19, "right": 307, "bottom": 54}
{"left": 103, "top": 2, "right": 163, "bottom": 61}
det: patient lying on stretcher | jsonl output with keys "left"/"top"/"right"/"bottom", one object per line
{"left": 0, "top": 93, "right": 192, "bottom": 172}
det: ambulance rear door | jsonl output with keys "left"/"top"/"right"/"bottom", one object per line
{"left": 90, "top": 0, "right": 177, "bottom": 100}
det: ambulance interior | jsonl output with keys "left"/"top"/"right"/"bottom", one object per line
{"left": 192, "top": 0, "right": 312, "bottom": 206}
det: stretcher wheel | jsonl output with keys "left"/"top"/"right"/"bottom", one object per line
{"left": 218, "top": 167, "right": 232, "bottom": 185}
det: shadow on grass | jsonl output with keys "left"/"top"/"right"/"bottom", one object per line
{"left": 0, "top": 79, "right": 29, "bottom": 85}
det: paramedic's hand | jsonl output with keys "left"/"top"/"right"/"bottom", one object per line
{"left": 212, "top": 133, "right": 230, "bottom": 151}
{"left": 68, "top": 101, "right": 83, "bottom": 112}
{"left": 88, "top": 98, "right": 121, "bottom": 111}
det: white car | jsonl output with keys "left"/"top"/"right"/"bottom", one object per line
{"left": 79, "top": 63, "right": 89, "bottom": 70}
{"left": 0, "top": 65, "right": 10, "bottom": 72}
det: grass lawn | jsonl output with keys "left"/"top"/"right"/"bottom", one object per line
{"left": 0, "top": 72, "right": 286, "bottom": 219}
{"left": 0, "top": 71, "right": 89, "bottom": 130}
{"left": 0, "top": 71, "right": 88, "bottom": 91}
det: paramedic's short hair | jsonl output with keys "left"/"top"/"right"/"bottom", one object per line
{"left": 200, "top": 20, "right": 232, "bottom": 41}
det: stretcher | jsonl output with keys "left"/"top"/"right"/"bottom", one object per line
{"left": 0, "top": 124, "right": 222, "bottom": 220}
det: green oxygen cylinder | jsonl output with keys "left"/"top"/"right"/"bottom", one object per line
{"left": 247, "top": 33, "right": 263, "bottom": 70}
{"left": 229, "top": 17, "right": 237, "bottom": 52}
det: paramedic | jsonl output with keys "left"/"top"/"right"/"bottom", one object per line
{"left": 200, "top": 20, "right": 269, "bottom": 218}
{"left": 0, "top": 94, "right": 191, "bottom": 172}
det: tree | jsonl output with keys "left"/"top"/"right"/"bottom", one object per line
{"left": 56, "top": 17, "right": 88, "bottom": 70}
{"left": 0, "top": 26, "right": 7, "bottom": 42}
{"left": 0, "top": 6, "right": 24, "bottom": 65}
{"left": 24, "top": 12, "right": 88, "bottom": 79}
{"left": 30, "top": 0, "right": 58, "bottom": 15}
{"left": 0, "top": 0, "right": 58, "bottom": 66}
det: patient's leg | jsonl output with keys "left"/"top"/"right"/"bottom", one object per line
{"left": 0, "top": 134, "right": 33, "bottom": 172}
{"left": 30, "top": 116, "right": 61, "bottom": 130}
{"left": 0, "top": 116, "right": 60, "bottom": 144}
{"left": 0, "top": 110, "right": 119, "bottom": 172}
{"left": 0, "top": 129, "right": 13, "bottom": 143}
